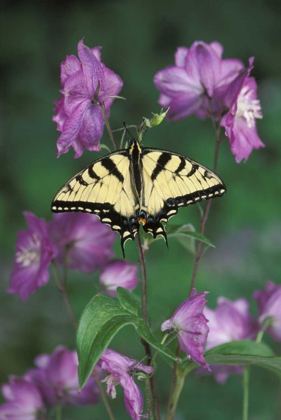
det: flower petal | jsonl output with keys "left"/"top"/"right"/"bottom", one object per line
{"left": 210, "top": 41, "right": 224, "bottom": 58}
{"left": 56, "top": 99, "right": 90, "bottom": 157}
{"left": 178, "top": 314, "right": 210, "bottom": 370}
{"left": 60, "top": 55, "right": 81, "bottom": 86}
{"left": 154, "top": 66, "right": 201, "bottom": 97}
{"left": 100, "top": 260, "right": 138, "bottom": 297}
{"left": 228, "top": 117, "right": 264, "bottom": 163}
{"left": 63, "top": 70, "right": 89, "bottom": 116}
{"left": 102, "top": 65, "right": 123, "bottom": 109}
{"left": 174, "top": 47, "right": 188, "bottom": 67}
{"left": 195, "top": 42, "right": 221, "bottom": 96}
{"left": 52, "top": 97, "right": 68, "bottom": 132}
{"left": 78, "top": 105, "right": 104, "bottom": 154}
{"left": 78, "top": 39, "right": 107, "bottom": 101}
{"left": 166, "top": 93, "right": 204, "bottom": 121}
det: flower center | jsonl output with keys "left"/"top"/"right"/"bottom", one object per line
{"left": 236, "top": 86, "right": 262, "bottom": 128}
{"left": 15, "top": 234, "right": 41, "bottom": 267}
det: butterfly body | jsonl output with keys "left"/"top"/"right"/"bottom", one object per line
{"left": 52, "top": 139, "right": 226, "bottom": 255}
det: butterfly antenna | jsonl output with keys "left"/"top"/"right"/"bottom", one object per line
{"left": 123, "top": 122, "right": 134, "bottom": 140}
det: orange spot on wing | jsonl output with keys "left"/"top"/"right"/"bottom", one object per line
{"left": 137, "top": 217, "right": 147, "bottom": 225}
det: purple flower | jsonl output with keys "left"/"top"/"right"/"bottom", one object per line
{"left": 161, "top": 289, "right": 210, "bottom": 370}
{"left": 154, "top": 41, "right": 243, "bottom": 121}
{"left": 53, "top": 39, "right": 123, "bottom": 158}
{"left": 48, "top": 213, "right": 116, "bottom": 273}
{"left": 100, "top": 260, "right": 139, "bottom": 297}
{"left": 204, "top": 297, "right": 257, "bottom": 350}
{"left": 28, "top": 346, "right": 100, "bottom": 407}
{"left": 8, "top": 212, "right": 58, "bottom": 301}
{"left": 253, "top": 281, "right": 281, "bottom": 341}
{"left": 203, "top": 297, "right": 257, "bottom": 382}
{"left": 100, "top": 349, "right": 153, "bottom": 420}
{"left": 0, "top": 376, "right": 46, "bottom": 420}
{"left": 221, "top": 59, "right": 264, "bottom": 162}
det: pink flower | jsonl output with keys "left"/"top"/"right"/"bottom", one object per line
{"left": 100, "top": 349, "right": 153, "bottom": 420}
{"left": 48, "top": 213, "right": 116, "bottom": 273}
{"left": 253, "top": 281, "right": 281, "bottom": 341}
{"left": 53, "top": 39, "right": 123, "bottom": 158}
{"left": 161, "top": 289, "right": 210, "bottom": 370}
{"left": 204, "top": 297, "right": 257, "bottom": 382}
{"left": 100, "top": 260, "right": 139, "bottom": 297}
{"left": 8, "top": 212, "right": 58, "bottom": 301}
{"left": 28, "top": 346, "right": 100, "bottom": 407}
{"left": 0, "top": 376, "right": 46, "bottom": 420}
{"left": 221, "top": 59, "right": 264, "bottom": 162}
{"left": 204, "top": 297, "right": 257, "bottom": 350}
{"left": 154, "top": 41, "right": 243, "bottom": 121}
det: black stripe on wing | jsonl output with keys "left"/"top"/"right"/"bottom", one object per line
{"left": 51, "top": 200, "right": 139, "bottom": 257}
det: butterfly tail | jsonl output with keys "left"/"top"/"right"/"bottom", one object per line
{"left": 143, "top": 220, "right": 168, "bottom": 248}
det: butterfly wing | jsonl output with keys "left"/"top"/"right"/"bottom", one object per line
{"left": 141, "top": 148, "right": 226, "bottom": 241}
{"left": 51, "top": 151, "right": 139, "bottom": 254}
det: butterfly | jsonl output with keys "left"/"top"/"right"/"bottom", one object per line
{"left": 51, "top": 139, "right": 226, "bottom": 255}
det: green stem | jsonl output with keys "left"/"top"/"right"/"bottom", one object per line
{"left": 93, "top": 370, "right": 115, "bottom": 420}
{"left": 167, "top": 370, "right": 185, "bottom": 420}
{"left": 136, "top": 233, "right": 161, "bottom": 420}
{"left": 52, "top": 262, "right": 77, "bottom": 330}
{"left": 166, "top": 345, "right": 180, "bottom": 420}
{"left": 145, "top": 377, "right": 153, "bottom": 420}
{"left": 100, "top": 102, "right": 118, "bottom": 151}
{"left": 189, "top": 118, "right": 221, "bottom": 295}
{"left": 256, "top": 330, "right": 265, "bottom": 344}
{"left": 56, "top": 399, "right": 62, "bottom": 420}
{"left": 243, "top": 367, "right": 250, "bottom": 420}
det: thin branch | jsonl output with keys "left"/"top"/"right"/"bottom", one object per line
{"left": 93, "top": 370, "right": 115, "bottom": 420}
{"left": 166, "top": 345, "right": 180, "bottom": 420}
{"left": 100, "top": 102, "right": 118, "bottom": 151}
{"left": 189, "top": 119, "right": 221, "bottom": 294}
{"left": 52, "top": 262, "right": 77, "bottom": 330}
{"left": 136, "top": 233, "right": 161, "bottom": 420}
{"left": 145, "top": 377, "right": 153, "bottom": 420}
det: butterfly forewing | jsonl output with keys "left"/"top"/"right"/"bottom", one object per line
{"left": 141, "top": 148, "right": 226, "bottom": 226}
{"left": 51, "top": 150, "right": 139, "bottom": 254}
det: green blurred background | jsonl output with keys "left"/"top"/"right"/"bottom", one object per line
{"left": 1, "top": 0, "right": 281, "bottom": 418}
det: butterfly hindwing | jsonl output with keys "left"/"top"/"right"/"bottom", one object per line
{"left": 51, "top": 151, "right": 139, "bottom": 255}
{"left": 141, "top": 148, "right": 226, "bottom": 240}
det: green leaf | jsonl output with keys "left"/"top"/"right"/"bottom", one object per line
{"left": 117, "top": 287, "right": 141, "bottom": 316}
{"left": 166, "top": 224, "right": 215, "bottom": 254}
{"left": 77, "top": 294, "right": 181, "bottom": 389}
{"left": 182, "top": 340, "right": 281, "bottom": 377}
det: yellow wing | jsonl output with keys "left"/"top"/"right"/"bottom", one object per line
{"left": 51, "top": 151, "right": 139, "bottom": 254}
{"left": 140, "top": 148, "right": 226, "bottom": 240}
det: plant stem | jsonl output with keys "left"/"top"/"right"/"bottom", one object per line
{"left": 166, "top": 345, "right": 180, "bottom": 420}
{"left": 145, "top": 377, "right": 153, "bottom": 420}
{"left": 243, "top": 367, "right": 250, "bottom": 420}
{"left": 136, "top": 233, "right": 161, "bottom": 420}
{"left": 52, "top": 262, "right": 115, "bottom": 420}
{"left": 52, "top": 262, "right": 77, "bottom": 330}
{"left": 93, "top": 370, "right": 115, "bottom": 420}
{"left": 167, "top": 370, "right": 185, "bottom": 420}
{"left": 189, "top": 119, "right": 221, "bottom": 294}
{"left": 100, "top": 102, "right": 118, "bottom": 151}
{"left": 56, "top": 399, "right": 62, "bottom": 420}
